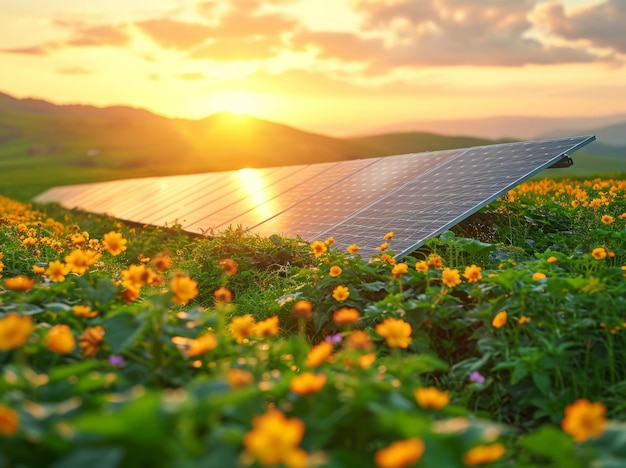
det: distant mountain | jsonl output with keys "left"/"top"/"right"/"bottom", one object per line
{"left": 539, "top": 121, "right": 626, "bottom": 158}
{"left": 356, "top": 115, "right": 626, "bottom": 141}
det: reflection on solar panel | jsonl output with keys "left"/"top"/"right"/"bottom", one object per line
{"left": 34, "top": 136, "right": 594, "bottom": 258}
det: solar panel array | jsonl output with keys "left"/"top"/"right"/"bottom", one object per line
{"left": 34, "top": 136, "right": 594, "bottom": 258}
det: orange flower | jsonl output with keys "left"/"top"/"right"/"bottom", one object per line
{"left": 561, "top": 399, "right": 607, "bottom": 442}
{"left": 492, "top": 311, "right": 508, "bottom": 329}
{"left": 375, "top": 438, "right": 425, "bottom": 468}
{"left": 243, "top": 409, "right": 305, "bottom": 467}
{"left": 518, "top": 315, "right": 531, "bottom": 326}
{"left": 169, "top": 274, "right": 199, "bottom": 305}
{"left": 591, "top": 247, "right": 607, "bottom": 260}
{"left": 292, "top": 300, "right": 313, "bottom": 320}
{"left": 547, "top": 256, "right": 558, "bottom": 264}
{"left": 384, "top": 231, "right": 395, "bottom": 240}
{"left": 379, "top": 254, "right": 396, "bottom": 265}
{"left": 45, "top": 324, "right": 76, "bottom": 354}
{"left": 391, "top": 263, "right": 408, "bottom": 277}
{"left": 311, "top": 240, "right": 327, "bottom": 258}
{"left": 332, "top": 285, "right": 350, "bottom": 302}
{"left": 463, "top": 264, "right": 482, "bottom": 283}
{"left": 427, "top": 254, "right": 443, "bottom": 269}
{"left": 347, "top": 244, "right": 359, "bottom": 254}
{"left": 415, "top": 261, "right": 429, "bottom": 272}
{"left": 0, "top": 313, "right": 34, "bottom": 351}
{"left": 415, "top": 387, "right": 449, "bottom": 410}
{"left": 229, "top": 314, "right": 256, "bottom": 343}
{"left": 214, "top": 287, "right": 232, "bottom": 304}
{"left": 79, "top": 326, "right": 105, "bottom": 357}
{"left": 73, "top": 305, "right": 98, "bottom": 318}
{"left": 325, "top": 237, "right": 335, "bottom": 245}
{"left": 64, "top": 249, "right": 98, "bottom": 275}
{"left": 333, "top": 307, "right": 360, "bottom": 325}
{"left": 441, "top": 268, "right": 461, "bottom": 288}
{"left": 255, "top": 316, "right": 280, "bottom": 338}
{"left": 0, "top": 404, "right": 19, "bottom": 437}
{"left": 226, "top": 368, "right": 254, "bottom": 389}
{"left": 45, "top": 260, "right": 70, "bottom": 282}
{"left": 290, "top": 372, "right": 327, "bottom": 395}
{"left": 346, "top": 330, "right": 374, "bottom": 351}
{"left": 329, "top": 265, "right": 342, "bottom": 277}
{"left": 463, "top": 444, "right": 506, "bottom": 466}
{"left": 358, "top": 353, "right": 376, "bottom": 369}
{"left": 102, "top": 231, "right": 127, "bottom": 256}
{"left": 219, "top": 258, "right": 238, "bottom": 276}
{"left": 377, "top": 242, "right": 389, "bottom": 251}
{"left": 32, "top": 265, "right": 46, "bottom": 275}
{"left": 151, "top": 253, "right": 173, "bottom": 272}
{"left": 122, "top": 264, "right": 158, "bottom": 290}
{"left": 187, "top": 334, "right": 218, "bottom": 357}
{"left": 3, "top": 275, "right": 35, "bottom": 292}
{"left": 532, "top": 272, "right": 547, "bottom": 280}
{"left": 375, "top": 318, "right": 412, "bottom": 349}
{"left": 601, "top": 215, "right": 614, "bottom": 225}
{"left": 305, "top": 341, "right": 333, "bottom": 368}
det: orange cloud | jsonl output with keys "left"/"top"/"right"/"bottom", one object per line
{"left": 135, "top": 19, "right": 212, "bottom": 50}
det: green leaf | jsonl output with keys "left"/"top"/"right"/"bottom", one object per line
{"left": 48, "top": 361, "right": 102, "bottom": 383}
{"left": 511, "top": 362, "right": 530, "bottom": 385}
{"left": 51, "top": 447, "right": 124, "bottom": 468}
{"left": 519, "top": 425, "right": 574, "bottom": 460}
{"left": 532, "top": 372, "right": 551, "bottom": 395}
{"left": 102, "top": 312, "right": 145, "bottom": 353}
{"left": 45, "top": 302, "right": 72, "bottom": 313}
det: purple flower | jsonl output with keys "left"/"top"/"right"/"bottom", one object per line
{"left": 108, "top": 355, "right": 126, "bottom": 367}
{"left": 469, "top": 371, "right": 485, "bottom": 384}
{"left": 325, "top": 333, "right": 342, "bottom": 344}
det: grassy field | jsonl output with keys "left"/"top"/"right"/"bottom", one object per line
{"left": 0, "top": 176, "right": 625, "bottom": 467}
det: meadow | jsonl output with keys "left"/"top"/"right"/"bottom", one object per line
{"left": 0, "top": 176, "right": 625, "bottom": 467}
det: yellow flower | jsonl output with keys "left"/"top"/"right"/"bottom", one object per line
{"left": 463, "top": 264, "right": 482, "bottom": 283}
{"left": 45, "top": 324, "right": 76, "bottom": 354}
{"left": 358, "top": 353, "right": 376, "bottom": 369}
{"left": 311, "top": 240, "right": 327, "bottom": 258}
{"left": 375, "top": 318, "right": 412, "bottom": 349}
{"left": 463, "top": 444, "right": 506, "bottom": 466}
{"left": 379, "top": 254, "right": 396, "bottom": 265}
{"left": 415, "top": 387, "right": 449, "bottom": 410}
{"left": 73, "top": 305, "right": 98, "bottom": 318}
{"left": 0, "top": 404, "right": 19, "bottom": 437}
{"left": 219, "top": 258, "right": 238, "bottom": 276}
{"left": 243, "top": 409, "right": 305, "bottom": 467}
{"left": 0, "top": 313, "right": 34, "bottom": 351}
{"left": 532, "top": 272, "right": 547, "bottom": 280}
{"left": 3, "top": 275, "right": 35, "bottom": 292}
{"left": 122, "top": 264, "right": 158, "bottom": 290}
{"left": 428, "top": 254, "right": 443, "bottom": 269}
{"left": 492, "top": 311, "right": 508, "bottom": 329}
{"left": 32, "top": 265, "right": 46, "bottom": 275}
{"left": 213, "top": 287, "right": 232, "bottom": 304}
{"left": 290, "top": 372, "right": 327, "bottom": 395}
{"left": 102, "top": 231, "right": 127, "bottom": 256}
{"left": 292, "top": 300, "right": 313, "bottom": 320}
{"left": 346, "top": 330, "right": 374, "bottom": 351}
{"left": 375, "top": 438, "right": 425, "bottom": 468}
{"left": 45, "top": 260, "right": 70, "bottom": 283}
{"left": 78, "top": 325, "right": 105, "bottom": 357}
{"left": 226, "top": 368, "right": 254, "bottom": 389}
{"left": 329, "top": 265, "right": 342, "bottom": 277}
{"left": 169, "top": 274, "right": 199, "bottom": 305}
{"left": 305, "top": 341, "right": 333, "bottom": 368}
{"left": 151, "top": 253, "right": 173, "bottom": 272}
{"left": 332, "top": 285, "right": 350, "bottom": 302}
{"left": 415, "top": 261, "right": 429, "bottom": 272}
{"left": 547, "top": 256, "right": 558, "bottom": 264}
{"left": 441, "top": 268, "right": 462, "bottom": 288}
{"left": 384, "top": 231, "right": 395, "bottom": 240}
{"left": 561, "top": 399, "right": 607, "bottom": 442}
{"left": 347, "top": 244, "right": 359, "bottom": 254}
{"left": 333, "top": 307, "right": 360, "bottom": 325}
{"left": 601, "top": 215, "right": 614, "bottom": 224}
{"left": 64, "top": 249, "right": 96, "bottom": 275}
{"left": 518, "top": 315, "right": 531, "bottom": 326}
{"left": 254, "top": 316, "right": 280, "bottom": 338}
{"left": 377, "top": 242, "right": 389, "bottom": 251}
{"left": 228, "top": 314, "right": 256, "bottom": 343}
{"left": 591, "top": 247, "right": 607, "bottom": 260}
{"left": 391, "top": 263, "right": 408, "bottom": 277}
{"left": 325, "top": 237, "right": 335, "bottom": 245}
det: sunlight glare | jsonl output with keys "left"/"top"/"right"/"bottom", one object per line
{"left": 236, "top": 169, "right": 270, "bottom": 219}
{"left": 211, "top": 90, "right": 262, "bottom": 116}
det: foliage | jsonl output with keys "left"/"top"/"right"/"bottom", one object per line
{"left": 0, "top": 176, "right": 625, "bottom": 467}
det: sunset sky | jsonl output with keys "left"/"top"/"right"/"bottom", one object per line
{"left": 1, "top": 0, "right": 625, "bottom": 135}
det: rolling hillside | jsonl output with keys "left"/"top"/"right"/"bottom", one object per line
{"left": 1, "top": 90, "right": 624, "bottom": 201}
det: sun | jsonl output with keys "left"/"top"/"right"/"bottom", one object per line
{"left": 211, "top": 90, "right": 262, "bottom": 116}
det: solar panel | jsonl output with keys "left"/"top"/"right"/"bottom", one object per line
{"left": 33, "top": 136, "right": 594, "bottom": 258}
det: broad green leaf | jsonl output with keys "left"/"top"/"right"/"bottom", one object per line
{"left": 102, "top": 312, "right": 145, "bottom": 353}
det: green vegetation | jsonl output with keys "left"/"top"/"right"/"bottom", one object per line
{"left": 0, "top": 177, "right": 625, "bottom": 467}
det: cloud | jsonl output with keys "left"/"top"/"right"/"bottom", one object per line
{"left": 534, "top": 0, "right": 626, "bottom": 54}
{"left": 291, "top": 30, "right": 385, "bottom": 62}
{"left": 190, "top": 37, "right": 281, "bottom": 61}
{"left": 135, "top": 19, "right": 212, "bottom": 50}
{"left": 1, "top": 43, "right": 60, "bottom": 55}
{"left": 56, "top": 67, "right": 94, "bottom": 75}
{"left": 350, "top": 0, "right": 615, "bottom": 67}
